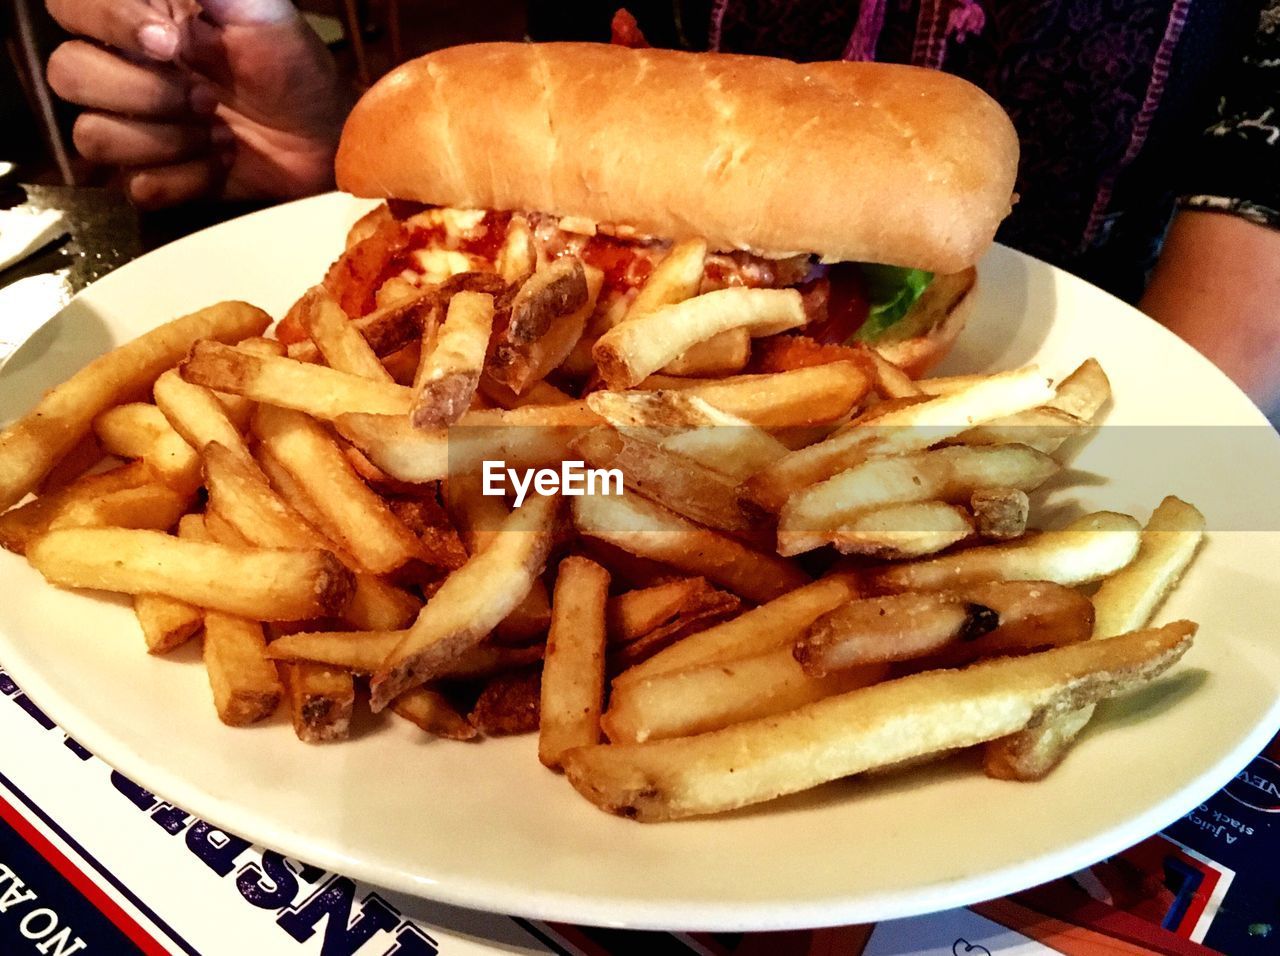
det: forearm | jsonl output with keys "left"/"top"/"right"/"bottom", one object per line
{"left": 1140, "top": 210, "right": 1280, "bottom": 414}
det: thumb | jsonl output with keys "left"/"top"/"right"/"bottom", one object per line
{"left": 196, "top": 0, "right": 301, "bottom": 27}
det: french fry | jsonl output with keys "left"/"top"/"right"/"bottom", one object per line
{"left": 495, "top": 215, "right": 535, "bottom": 283}
{"left": 490, "top": 263, "right": 601, "bottom": 394}
{"left": 154, "top": 367, "right": 255, "bottom": 468}
{"left": 1046, "top": 358, "right": 1111, "bottom": 421}
{"left": 539, "top": 556, "right": 610, "bottom": 769}
{"left": 254, "top": 445, "right": 337, "bottom": 543}
{"left": 604, "top": 647, "right": 886, "bottom": 743}
{"left": 385, "top": 495, "right": 468, "bottom": 572}
{"left": 369, "top": 494, "right": 560, "bottom": 710}
{"left": 215, "top": 336, "right": 286, "bottom": 428}
{"left": 287, "top": 290, "right": 435, "bottom": 364}
{"left": 866, "top": 351, "right": 922, "bottom": 399}
{"left": 469, "top": 667, "right": 542, "bottom": 735}
{"left": 971, "top": 488, "right": 1030, "bottom": 540}
{"left": 93, "top": 403, "right": 200, "bottom": 491}
{"left": 572, "top": 427, "right": 752, "bottom": 533}
{"left": 0, "top": 301, "right": 269, "bottom": 511}
{"left": 607, "top": 578, "right": 734, "bottom": 644}
{"left": 625, "top": 238, "right": 707, "bottom": 321}
{"left": 639, "top": 362, "right": 870, "bottom": 430}
{"left": 479, "top": 375, "right": 577, "bottom": 409}
{"left": 744, "top": 365, "right": 1056, "bottom": 512}
{"left": 564, "top": 621, "right": 1196, "bottom": 820}
{"left": 953, "top": 407, "right": 1088, "bottom": 455}
{"left": 281, "top": 661, "right": 355, "bottom": 743}
{"left": 493, "top": 580, "right": 552, "bottom": 644}
{"left": 616, "top": 572, "right": 861, "bottom": 685}
{"left": 0, "top": 463, "right": 188, "bottom": 555}
{"left": 866, "top": 511, "right": 1142, "bottom": 593}
{"left": 662, "top": 329, "right": 751, "bottom": 377}
{"left": 984, "top": 497, "right": 1204, "bottom": 780}
{"left": 595, "top": 288, "right": 806, "bottom": 388}
{"left": 572, "top": 489, "right": 808, "bottom": 603}
{"left": 294, "top": 286, "right": 393, "bottom": 382}
{"left": 27, "top": 528, "right": 353, "bottom": 620}
{"left": 253, "top": 405, "right": 422, "bottom": 574}
{"left": 334, "top": 404, "right": 594, "bottom": 483}
{"left": 825, "top": 501, "right": 975, "bottom": 559}
{"left": 182, "top": 341, "right": 414, "bottom": 419}
{"left": 266, "top": 628, "right": 542, "bottom": 677}
{"left": 796, "top": 580, "right": 1095, "bottom": 675}
{"left": 203, "top": 611, "right": 283, "bottom": 726}
{"left": 133, "top": 512, "right": 208, "bottom": 654}
{"left": 391, "top": 687, "right": 477, "bottom": 740}
{"left": 34, "top": 434, "right": 104, "bottom": 497}
{"left": 777, "top": 444, "right": 1057, "bottom": 554}
{"left": 412, "top": 291, "right": 495, "bottom": 427}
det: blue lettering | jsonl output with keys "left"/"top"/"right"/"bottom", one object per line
{"left": 387, "top": 925, "right": 439, "bottom": 956}
{"left": 278, "top": 878, "right": 399, "bottom": 956}
{"left": 150, "top": 803, "right": 189, "bottom": 835}
{"left": 110, "top": 772, "right": 157, "bottom": 811}
{"left": 185, "top": 821, "right": 250, "bottom": 876}
{"left": 237, "top": 852, "right": 301, "bottom": 910}
{"left": 61, "top": 737, "right": 92, "bottom": 760}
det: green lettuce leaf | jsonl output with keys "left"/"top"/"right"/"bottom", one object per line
{"left": 852, "top": 265, "right": 933, "bottom": 342}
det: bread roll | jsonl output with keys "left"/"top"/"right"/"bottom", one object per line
{"left": 336, "top": 43, "right": 1018, "bottom": 274}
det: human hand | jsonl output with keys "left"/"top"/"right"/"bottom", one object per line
{"left": 46, "top": 0, "right": 353, "bottom": 208}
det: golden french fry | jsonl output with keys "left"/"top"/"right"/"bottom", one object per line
{"left": 607, "top": 577, "right": 733, "bottom": 644}
{"left": 1046, "top": 358, "right": 1111, "bottom": 421}
{"left": 971, "top": 488, "right": 1030, "bottom": 540}
{"left": 182, "top": 341, "right": 414, "bottom": 419}
{"left": 281, "top": 661, "right": 355, "bottom": 743}
{"left": 391, "top": 687, "right": 477, "bottom": 740}
{"left": 604, "top": 646, "right": 885, "bottom": 744}
{"left": 369, "top": 494, "right": 560, "bottom": 710}
{"left": 824, "top": 501, "right": 975, "bottom": 559}
{"left": 266, "top": 628, "right": 542, "bottom": 677}
{"left": 489, "top": 263, "right": 601, "bottom": 394}
{"left": 984, "top": 496, "right": 1204, "bottom": 781}
{"left": 953, "top": 407, "right": 1088, "bottom": 455}
{"left": 866, "top": 351, "right": 921, "bottom": 399}
{"left": 778, "top": 444, "right": 1057, "bottom": 554}
{"left": 572, "top": 427, "right": 751, "bottom": 533}
{"left": 295, "top": 285, "right": 393, "bottom": 382}
{"left": 203, "top": 611, "right": 282, "bottom": 726}
{"left": 625, "top": 238, "right": 707, "bottom": 322}
{"left": 133, "top": 512, "right": 209, "bottom": 654}
{"left": 572, "top": 489, "right": 808, "bottom": 603}
{"left": 866, "top": 511, "right": 1142, "bottom": 593}
{"left": 253, "top": 405, "right": 422, "bottom": 574}
{"left": 595, "top": 288, "right": 805, "bottom": 388}
{"left": 154, "top": 367, "right": 256, "bottom": 468}
{"left": 412, "top": 291, "right": 494, "bottom": 427}
{"left": 288, "top": 290, "right": 434, "bottom": 364}
{"left": 540, "top": 556, "right": 610, "bottom": 769}
{"left": 564, "top": 621, "right": 1196, "bottom": 820}
{"left": 745, "top": 365, "right": 1055, "bottom": 512}
{"left": 93, "top": 403, "right": 200, "bottom": 491}
{"left": 469, "top": 667, "right": 542, "bottom": 736}
{"left": 616, "top": 572, "right": 861, "bottom": 685}
{"left": 495, "top": 215, "right": 535, "bottom": 283}
{"left": 0, "top": 300, "right": 269, "bottom": 511}
{"left": 662, "top": 329, "right": 752, "bottom": 377}
{"left": 27, "top": 528, "right": 353, "bottom": 620}
{"left": 796, "top": 580, "right": 1095, "bottom": 675}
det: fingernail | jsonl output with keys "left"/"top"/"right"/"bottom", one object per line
{"left": 136, "top": 21, "right": 179, "bottom": 61}
{"left": 210, "top": 124, "right": 235, "bottom": 148}
{"left": 189, "top": 85, "right": 219, "bottom": 116}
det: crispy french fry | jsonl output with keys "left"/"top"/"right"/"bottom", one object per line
{"left": 540, "top": 556, "right": 610, "bottom": 769}
{"left": 253, "top": 405, "right": 422, "bottom": 574}
{"left": 0, "top": 463, "right": 187, "bottom": 555}
{"left": 971, "top": 488, "right": 1030, "bottom": 540}
{"left": 490, "top": 263, "right": 601, "bottom": 394}
{"left": 391, "top": 687, "right": 477, "bottom": 740}
{"left": 825, "top": 501, "right": 975, "bottom": 559}
{"left": 35, "top": 433, "right": 104, "bottom": 496}
{"left": 93, "top": 403, "right": 200, "bottom": 491}
{"left": 607, "top": 578, "right": 733, "bottom": 644}
{"left": 662, "top": 329, "right": 751, "bottom": 377}
{"left": 369, "top": 494, "right": 560, "bottom": 710}
{"left": 27, "top": 528, "right": 352, "bottom": 620}
{"left": 778, "top": 444, "right": 1057, "bottom": 554}
{"left": 639, "top": 362, "right": 870, "bottom": 430}
{"left": 203, "top": 611, "right": 282, "bottom": 726}
{"left": 866, "top": 511, "right": 1142, "bottom": 593}
{"left": 0, "top": 301, "right": 269, "bottom": 511}
{"left": 154, "top": 367, "right": 255, "bottom": 468}
{"left": 182, "top": 341, "right": 414, "bottom": 419}
{"left": 288, "top": 290, "right": 435, "bottom": 364}
{"left": 385, "top": 495, "right": 468, "bottom": 572}
{"left": 984, "top": 497, "right": 1204, "bottom": 781}
{"left": 133, "top": 512, "right": 208, "bottom": 654}
{"left": 469, "top": 667, "right": 542, "bottom": 735}
{"left": 564, "top": 621, "right": 1196, "bottom": 820}
{"left": 572, "top": 427, "right": 751, "bottom": 533}
{"left": 266, "top": 628, "right": 543, "bottom": 677}
{"left": 953, "top": 407, "right": 1088, "bottom": 455}
{"left": 334, "top": 404, "right": 595, "bottom": 483}
{"left": 479, "top": 376, "right": 576, "bottom": 409}
{"left": 617, "top": 572, "right": 861, "bottom": 685}
{"left": 215, "top": 336, "right": 286, "bottom": 428}
{"left": 604, "top": 647, "right": 885, "bottom": 743}
{"left": 295, "top": 286, "right": 393, "bottom": 382}
{"left": 796, "top": 580, "right": 1095, "bottom": 675}
{"left": 572, "top": 489, "right": 808, "bottom": 603}
{"left": 595, "top": 288, "right": 806, "bottom": 388}
{"left": 496, "top": 215, "right": 535, "bottom": 283}
{"left": 281, "top": 661, "right": 355, "bottom": 743}
{"left": 625, "top": 238, "right": 707, "bottom": 321}
{"left": 745, "top": 365, "right": 1055, "bottom": 512}
{"left": 866, "top": 351, "right": 921, "bottom": 399}
{"left": 412, "top": 291, "right": 494, "bottom": 427}
{"left": 1046, "top": 358, "right": 1111, "bottom": 421}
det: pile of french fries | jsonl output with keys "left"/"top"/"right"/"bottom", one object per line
{"left": 0, "top": 207, "right": 1207, "bottom": 821}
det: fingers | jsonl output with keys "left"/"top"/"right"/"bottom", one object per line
{"left": 123, "top": 158, "right": 225, "bottom": 210}
{"left": 73, "top": 113, "right": 228, "bottom": 167}
{"left": 47, "top": 41, "right": 193, "bottom": 117}
{"left": 46, "top": 0, "right": 181, "bottom": 61}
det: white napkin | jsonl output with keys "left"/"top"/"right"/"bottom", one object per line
{"left": 0, "top": 206, "right": 68, "bottom": 273}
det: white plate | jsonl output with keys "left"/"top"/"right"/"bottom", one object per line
{"left": 3, "top": 192, "right": 1280, "bottom": 931}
